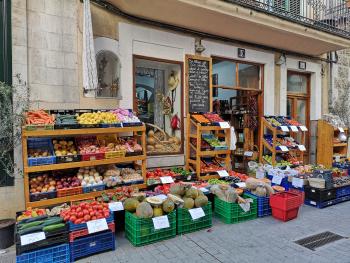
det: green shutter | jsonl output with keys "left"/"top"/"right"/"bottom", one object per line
{"left": 0, "top": 0, "right": 14, "bottom": 186}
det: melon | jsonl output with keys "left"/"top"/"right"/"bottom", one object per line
{"left": 185, "top": 188, "right": 199, "bottom": 199}
{"left": 124, "top": 198, "right": 140, "bottom": 212}
{"left": 170, "top": 184, "right": 186, "bottom": 196}
{"left": 183, "top": 197, "right": 194, "bottom": 209}
{"left": 194, "top": 195, "right": 208, "bottom": 208}
{"left": 136, "top": 202, "right": 153, "bottom": 218}
{"left": 162, "top": 199, "right": 175, "bottom": 213}
{"left": 153, "top": 207, "right": 163, "bottom": 217}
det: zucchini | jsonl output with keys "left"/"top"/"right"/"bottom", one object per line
{"left": 42, "top": 217, "right": 63, "bottom": 226}
{"left": 18, "top": 220, "right": 44, "bottom": 230}
{"left": 42, "top": 223, "right": 66, "bottom": 233}
{"left": 18, "top": 215, "right": 48, "bottom": 224}
{"left": 18, "top": 225, "right": 43, "bottom": 235}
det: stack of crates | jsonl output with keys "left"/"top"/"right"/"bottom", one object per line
{"left": 69, "top": 213, "right": 115, "bottom": 262}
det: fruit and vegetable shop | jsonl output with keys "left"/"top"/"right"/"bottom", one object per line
{"left": 3, "top": 0, "right": 350, "bottom": 262}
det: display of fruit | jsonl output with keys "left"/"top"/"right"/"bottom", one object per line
{"left": 170, "top": 167, "right": 191, "bottom": 177}
{"left": 45, "top": 203, "right": 70, "bottom": 216}
{"left": 191, "top": 114, "right": 210, "bottom": 124}
{"left": 229, "top": 171, "right": 249, "bottom": 182}
{"left": 117, "top": 137, "right": 142, "bottom": 153}
{"left": 52, "top": 139, "right": 77, "bottom": 157}
{"left": 28, "top": 149, "right": 50, "bottom": 158}
{"left": 203, "top": 113, "right": 224, "bottom": 123}
{"left": 60, "top": 201, "right": 110, "bottom": 224}
{"left": 210, "top": 184, "right": 247, "bottom": 203}
{"left": 76, "top": 137, "right": 103, "bottom": 154}
{"left": 266, "top": 117, "right": 281, "bottom": 127}
{"left": 245, "top": 178, "right": 275, "bottom": 197}
{"left": 98, "top": 186, "right": 140, "bottom": 203}
{"left": 200, "top": 159, "right": 224, "bottom": 173}
{"left": 29, "top": 173, "right": 57, "bottom": 193}
{"left": 146, "top": 168, "right": 177, "bottom": 179}
{"left": 77, "top": 112, "right": 118, "bottom": 125}
{"left": 76, "top": 167, "right": 103, "bottom": 187}
{"left": 202, "top": 135, "right": 227, "bottom": 148}
{"left": 285, "top": 118, "right": 302, "bottom": 126}
{"left": 110, "top": 108, "right": 140, "bottom": 123}
{"left": 333, "top": 176, "right": 350, "bottom": 187}
{"left": 190, "top": 137, "right": 211, "bottom": 150}
{"left": 56, "top": 175, "right": 81, "bottom": 190}
{"left": 16, "top": 208, "right": 46, "bottom": 222}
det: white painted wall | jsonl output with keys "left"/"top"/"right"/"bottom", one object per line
{"left": 118, "top": 23, "right": 195, "bottom": 167}
{"left": 202, "top": 40, "right": 275, "bottom": 115}
{"left": 280, "top": 57, "right": 322, "bottom": 120}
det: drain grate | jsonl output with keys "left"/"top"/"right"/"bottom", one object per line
{"left": 295, "top": 231, "right": 344, "bottom": 251}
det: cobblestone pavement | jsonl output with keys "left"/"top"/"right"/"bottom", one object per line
{"left": 2, "top": 201, "right": 350, "bottom": 263}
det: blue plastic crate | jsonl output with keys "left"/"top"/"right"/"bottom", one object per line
{"left": 27, "top": 138, "right": 56, "bottom": 166}
{"left": 70, "top": 231, "right": 115, "bottom": 261}
{"left": 82, "top": 184, "right": 106, "bottom": 194}
{"left": 246, "top": 191, "right": 271, "bottom": 217}
{"left": 336, "top": 185, "right": 350, "bottom": 198}
{"left": 68, "top": 212, "right": 114, "bottom": 231}
{"left": 267, "top": 174, "right": 290, "bottom": 190}
{"left": 304, "top": 195, "right": 350, "bottom": 209}
{"left": 16, "top": 243, "right": 70, "bottom": 263}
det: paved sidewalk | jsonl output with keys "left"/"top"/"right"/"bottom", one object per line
{"left": 2, "top": 201, "right": 350, "bottom": 263}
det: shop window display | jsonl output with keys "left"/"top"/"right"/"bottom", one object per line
{"left": 134, "top": 57, "right": 183, "bottom": 155}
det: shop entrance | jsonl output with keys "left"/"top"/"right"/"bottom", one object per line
{"left": 286, "top": 71, "right": 310, "bottom": 162}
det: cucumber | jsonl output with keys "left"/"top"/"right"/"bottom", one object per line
{"left": 18, "top": 215, "right": 48, "bottom": 224}
{"left": 42, "top": 217, "right": 63, "bottom": 226}
{"left": 18, "top": 220, "right": 44, "bottom": 230}
{"left": 18, "top": 225, "right": 43, "bottom": 235}
{"left": 42, "top": 223, "right": 66, "bottom": 233}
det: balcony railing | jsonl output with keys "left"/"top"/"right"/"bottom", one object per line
{"left": 223, "top": 0, "right": 350, "bottom": 38}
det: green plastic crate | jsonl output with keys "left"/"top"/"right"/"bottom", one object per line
{"left": 125, "top": 210, "right": 176, "bottom": 247}
{"left": 214, "top": 193, "right": 257, "bottom": 224}
{"left": 177, "top": 202, "right": 212, "bottom": 234}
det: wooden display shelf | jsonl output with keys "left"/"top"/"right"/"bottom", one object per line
{"left": 186, "top": 114, "right": 231, "bottom": 179}
{"left": 259, "top": 117, "right": 306, "bottom": 166}
{"left": 317, "top": 120, "right": 348, "bottom": 167}
{"left": 26, "top": 184, "right": 146, "bottom": 208}
{"left": 22, "top": 124, "right": 147, "bottom": 209}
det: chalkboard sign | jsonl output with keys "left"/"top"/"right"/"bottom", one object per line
{"left": 186, "top": 55, "right": 212, "bottom": 113}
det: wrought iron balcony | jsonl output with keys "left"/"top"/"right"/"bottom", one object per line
{"left": 223, "top": 0, "right": 350, "bottom": 38}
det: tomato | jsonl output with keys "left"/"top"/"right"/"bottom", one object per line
{"left": 83, "top": 209, "right": 89, "bottom": 216}
{"left": 84, "top": 215, "right": 91, "bottom": 221}
{"left": 91, "top": 216, "right": 97, "bottom": 220}
{"left": 91, "top": 201, "right": 97, "bottom": 206}
{"left": 69, "top": 215, "right": 77, "bottom": 222}
{"left": 75, "top": 219, "right": 82, "bottom": 224}
{"left": 102, "top": 203, "right": 108, "bottom": 208}
{"left": 92, "top": 205, "right": 98, "bottom": 211}
{"left": 64, "top": 215, "right": 70, "bottom": 222}
{"left": 103, "top": 212, "right": 109, "bottom": 218}
{"left": 76, "top": 207, "right": 82, "bottom": 213}
{"left": 77, "top": 212, "right": 84, "bottom": 218}
{"left": 97, "top": 214, "right": 104, "bottom": 219}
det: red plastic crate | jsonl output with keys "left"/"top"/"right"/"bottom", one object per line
{"left": 288, "top": 189, "right": 305, "bottom": 203}
{"left": 271, "top": 207, "right": 299, "bottom": 222}
{"left": 270, "top": 192, "right": 302, "bottom": 211}
{"left": 57, "top": 186, "right": 83, "bottom": 198}
{"left": 69, "top": 222, "right": 115, "bottom": 242}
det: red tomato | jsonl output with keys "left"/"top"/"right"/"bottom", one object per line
{"left": 103, "top": 212, "right": 110, "bottom": 218}
{"left": 70, "top": 215, "right": 77, "bottom": 222}
{"left": 84, "top": 215, "right": 91, "bottom": 221}
{"left": 102, "top": 203, "right": 108, "bottom": 208}
{"left": 77, "top": 212, "right": 84, "bottom": 218}
{"left": 83, "top": 209, "right": 89, "bottom": 216}
{"left": 91, "top": 201, "right": 97, "bottom": 206}
{"left": 92, "top": 205, "right": 98, "bottom": 211}
{"left": 64, "top": 215, "right": 70, "bottom": 222}
{"left": 97, "top": 215, "right": 104, "bottom": 219}
{"left": 75, "top": 219, "right": 82, "bottom": 224}
{"left": 76, "top": 207, "right": 82, "bottom": 213}
{"left": 91, "top": 216, "right": 97, "bottom": 220}
{"left": 89, "top": 211, "right": 95, "bottom": 216}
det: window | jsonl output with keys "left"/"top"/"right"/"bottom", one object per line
{"left": 238, "top": 64, "right": 260, "bottom": 90}
{"left": 134, "top": 56, "right": 183, "bottom": 155}
{"left": 96, "top": 50, "right": 120, "bottom": 98}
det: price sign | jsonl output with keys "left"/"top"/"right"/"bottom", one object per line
{"left": 244, "top": 151, "right": 253, "bottom": 157}
{"left": 280, "top": 126, "right": 289, "bottom": 132}
{"left": 279, "top": 146, "right": 289, "bottom": 152}
{"left": 239, "top": 199, "right": 252, "bottom": 212}
{"left": 87, "top": 218, "right": 108, "bottom": 234}
{"left": 272, "top": 175, "right": 283, "bottom": 185}
{"left": 290, "top": 126, "right": 298, "bottom": 132}
{"left": 108, "top": 202, "right": 124, "bottom": 212}
{"left": 217, "top": 170, "right": 229, "bottom": 178}
{"left": 298, "top": 145, "right": 306, "bottom": 151}
{"left": 160, "top": 176, "right": 174, "bottom": 184}
{"left": 299, "top": 126, "right": 308, "bottom": 131}
{"left": 339, "top": 127, "right": 345, "bottom": 133}
{"left": 256, "top": 170, "right": 265, "bottom": 179}
{"left": 199, "top": 187, "right": 209, "bottom": 193}
{"left": 335, "top": 156, "right": 341, "bottom": 162}
{"left": 292, "top": 177, "right": 304, "bottom": 188}
{"left": 219, "top": 122, "right": 230, "bottom": 129}
{"left": 189, "top": 208, "right": 205, "bottom": 220}
{"left": 154, "top": 194, "right": 168, "bottom": 200}
{"left": 20, "top": 232, "right": 46, "bottom": 246}
{"left": 152, "top": 215, "right": 170, "bottom": 230}
{"left": 235, "top": 182, "right": 246, "bottom": 188}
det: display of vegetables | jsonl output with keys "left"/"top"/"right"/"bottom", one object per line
{"left": 200, "top": 159, "right": 224, "bottom": 173}
{"left": 77, "top": 112, "right": 119, "bottom": 125}
{"left": 45, "top": 203, "right": 70, "bottom": 216}
{"left": 110, "top": 108, "right": 140, "bottom": 123}
{"left": 121, "top": 168, "right": 143, "bottom": 183}
{"left": 76, "top": 137, "right": 103, "bottom": 154}
{"left": 29, "top": 173, "right": 56, "bottom": 193}
{"left": 103, "top": 165, "right": 122, "bottom": 187}
{"left": 16, "top": 208, "right": 46, "bottom": 222}
{"left": 56, "top": 175, "right": 81, "bottom": 189}
{"left": 202, "top": 135, "right": 227, "bottom": 148}
{"left": 203, "top": 113, "right": 224, "bottom": 123}
{"left": 208, "top": 179, "right": 230, "bottom": 185}
{"left": 17, "top": 216, "right": 65, "bottom": 236}
{"left": 98, "top": 186, "right": 140, "bottom": 203}
{"left": 76, "top": 167, "right": 103, "bottom": 187}
{"left": 53, "top": 139, "right": 77, "bottom": 157}
{"left": 146, "top": 168, "right": 177, "bottom": 179}
{"left": 25, "top": 110, "right": 55, "bottom": 125}
{"left": 55, "top": 113, "right": 77, "bottom": 125}
{"left": 60, "top": 201, "right": 110, "bottom": 224}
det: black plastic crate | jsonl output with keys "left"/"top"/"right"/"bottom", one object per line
{"left": 304, "top": 186, "right": 336, "bottom": 202}
{"left": 29, "top": 191, "right": 57, "bottom": 202}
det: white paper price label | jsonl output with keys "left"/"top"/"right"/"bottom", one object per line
{"left": 155, "top": 194, "right": 168, "bottom": 200}
{"left": 160, "top": 176, "right": 174, "bottom": 184}
{"left": 335, "top": 156, "right": 341, "bottom": 162}
{"left": 298, "top": 145, "right": 306, "bottom": 151}
{"left": 189, "top": 207, "right": 205, "bottom": 220}
{"left": 280, "top": 126, "right": 289, "bottom": 132}
{"left": 199, "top": 187, "right": 209, "bottom": 193}
{"left": 152, "top": 215, "right": 170, "bottom": 230}
{"left": 219, "top": 122, "right": 230, "bottom": 129}
{"left": 239, "top": 200, "right": 252, "bottom": 213}
{"left": 256, "top": 170, "right": 265, "bottom": 179}
{"left": 279, "top": 146, "right": 289, "bottom": 152}
{"left": 244, "top": 151, "right": 253, "bottom": 157}
{"left": 290, "top": 126, "right": 298, "bottom": 132}
{"left": 87, "top": 218, "right": 108, "bottom": 234}
{"left": 20, "top": 232, "right": 45, "bottom": 246}
{"left": 235, "top": 182, "right": 246, "bottom": 188}
{"left": 108, "top": 202, "right": 124, "bottom": 212}
{"left": 272, "top": 175, "right": 283, "bottom": 185}
{"left": 339, "top": 127, "right": 345, "bottom": 133}
{"left": 217, "top": 170, "right": 229, "bottom": 178}
{"left": 292, "top": 177, "right": 304, "bottom": 188}
{"left": 299, "top": 126, "right": 308, "bottom": 131}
